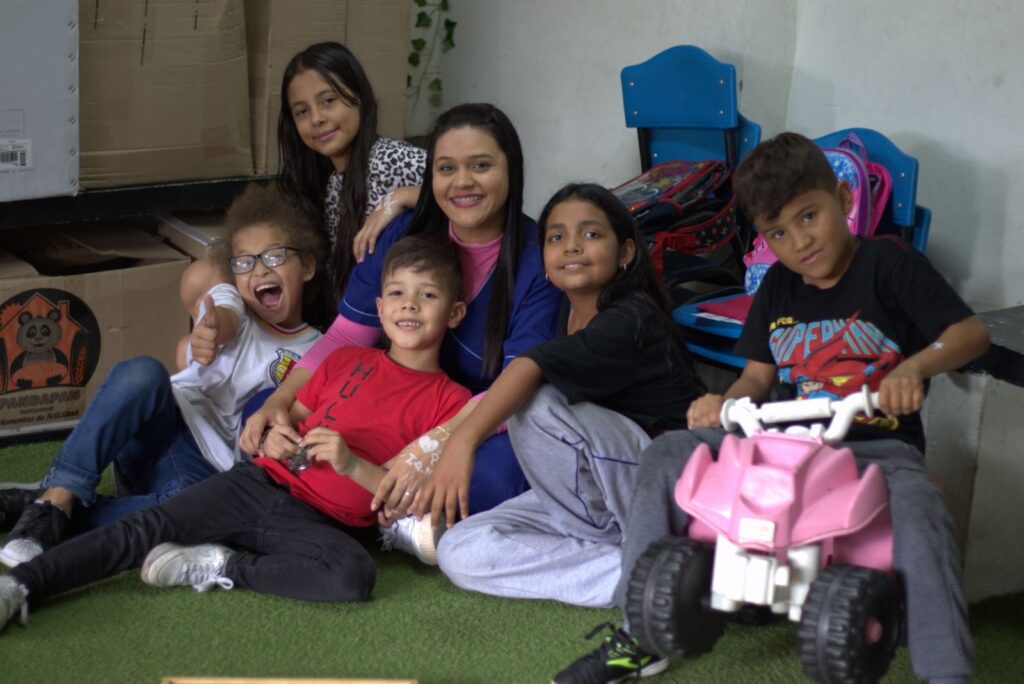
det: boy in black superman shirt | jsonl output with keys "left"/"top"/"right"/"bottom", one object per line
{"left": 555, "top": 132, "right": 989, "bottom": 684}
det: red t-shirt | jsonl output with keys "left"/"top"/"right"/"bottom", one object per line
{"left": 256, "top": 347, "right": 470, "bottom": 527}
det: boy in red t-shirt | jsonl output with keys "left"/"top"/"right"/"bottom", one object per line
{"left": 0, "top": 236, "right": 469, "bottom": 625}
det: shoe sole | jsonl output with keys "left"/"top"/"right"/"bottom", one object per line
{"left": 609, "top": 657, "right": 670, "bottom": 683}
{"left": 414, "top": 514, "right": 443, "bottom": 566}
{"left": 0, "top": 481, "right": 41, "bottom": 489}
{"left": 0, "top": 542, "right": 40, "bottom": 568}
{"left": 140, "top": 542, "right": 183, "bottom": 587}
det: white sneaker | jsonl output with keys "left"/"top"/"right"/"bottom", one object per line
{"left": 0, "top": 538, "right": 43, "bottom": 568}
{"left": 140, "top": 543, "right": 235, "bottom": 592}
{"left": 380, "top": 514, "right": 443, "bottom": 565}
{"left": 0, "top": 576, "right": 29, "bottom": 631}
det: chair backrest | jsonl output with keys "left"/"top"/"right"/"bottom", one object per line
{"left": 813, "top": 128, "right": 927, "bottom": 251}
{"left": 621, "top": 46, "right": 761, "bottom": 169}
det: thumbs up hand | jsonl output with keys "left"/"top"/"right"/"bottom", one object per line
{"left": 190, "top": 294, "right": 221, "bottom": 365}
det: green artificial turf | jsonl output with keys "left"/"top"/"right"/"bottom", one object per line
{"left": 1, "top": 441, "right": 1021, "bottom": 683}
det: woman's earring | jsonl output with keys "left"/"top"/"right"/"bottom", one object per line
{"left": 544, "top": 273, "right": 549, "bottom": 281}
{"left": 620, "top": 262, "right": 627, "bottom": 271}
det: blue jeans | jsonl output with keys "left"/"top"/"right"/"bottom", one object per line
{"left": 39, "top": 356, "right": 217, "bottom": 529}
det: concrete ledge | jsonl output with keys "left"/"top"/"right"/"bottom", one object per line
{"left": 927, "top": 305, "right": 1024, "bottom": 601}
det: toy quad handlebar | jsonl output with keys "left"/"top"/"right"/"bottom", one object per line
{"left": 720, "top": 385, "right": 879, "bottom": 444}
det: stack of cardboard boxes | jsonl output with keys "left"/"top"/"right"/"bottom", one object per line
{"left": 0, "top": 0, "right": 410, "bottom": 433}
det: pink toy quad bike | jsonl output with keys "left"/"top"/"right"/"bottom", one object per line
{"left": 627, "top": 386, "right": 901, "bottom": 683}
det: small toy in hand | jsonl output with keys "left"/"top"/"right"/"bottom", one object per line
{"left": 288, "top": 445, "right": 313, "bottom": 474}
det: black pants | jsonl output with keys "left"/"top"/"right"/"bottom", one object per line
{"left": 11, "top": 463, "right": 377, "bottom": 605}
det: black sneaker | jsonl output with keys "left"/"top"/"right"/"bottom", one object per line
{"left": 0, "top": 501, "right": 70, "bottom": 567}
{"left": 553, "top": 622, "right": 670, "bottom": 684}
{"left": 0, "top": 486, "right": 43, "bottom": 531}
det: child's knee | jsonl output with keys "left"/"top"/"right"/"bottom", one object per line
{"left": 437, "top": 522, "right": 494, "bottom": 579}
{"left": 180, "top": 258, "right": 231, "bottom": 318}
{"left": 511, "top": 385, "right": 570, "bottom": 429}
{"left": 326, "top": 557, "right": 376, "bottom": 601}
{"left": 109, "top": 356, "right": 168, "bottom": 393}
{"left": 175, "top": 334, "right": 191, "bottom": 371}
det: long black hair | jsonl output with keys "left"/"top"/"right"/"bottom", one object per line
{"left": 276, "top": 41, "right": 378, "bottom": 298}
{"left": 407, "top": 103, "right": 527, "bottom": 379}
{"left": 537, "top": 183, "right": 693, "bottom": 368}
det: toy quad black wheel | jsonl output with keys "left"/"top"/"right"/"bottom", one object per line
{"left": 625, "top": 535, "right": 725, "bottom": 659}
{"left": 797, "top": 565, "right": 901, "bottom": 684}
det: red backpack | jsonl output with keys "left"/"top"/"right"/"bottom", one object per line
{"left": 610, "top": 159, "right": 738, "bottom": 275}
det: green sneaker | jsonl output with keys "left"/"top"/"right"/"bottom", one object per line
{"left": 553, "top": 622, "right": 669, "bottom": 683}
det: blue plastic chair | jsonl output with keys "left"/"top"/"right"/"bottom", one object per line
{"left": 621, "top": 46, "right": 761, "bottom": 169}
{"left": 620, "top": 46, "right": 762, "bottom": 288}
{"left": 673, "top": 127, "right": 932, "bottom": 369}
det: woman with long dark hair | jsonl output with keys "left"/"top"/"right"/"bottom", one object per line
{"left": 242, "top": 103, "right": 562, "bottom": 537}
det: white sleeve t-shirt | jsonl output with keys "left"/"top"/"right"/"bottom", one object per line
{"left": 170, "top": 283, "right": 322, "bottom": 471}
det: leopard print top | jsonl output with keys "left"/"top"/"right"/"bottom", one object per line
{"left": 323, "top": 136, "right": 426, "bottom": 248}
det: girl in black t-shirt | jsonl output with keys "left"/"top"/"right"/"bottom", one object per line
{"left": 416, "top": 183, "right": 702, "bottom": 608}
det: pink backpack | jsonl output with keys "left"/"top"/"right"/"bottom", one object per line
{"left": 742, "top": 134, "right": 892, "bottom": 294}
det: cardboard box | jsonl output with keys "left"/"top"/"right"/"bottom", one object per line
{"left": 0, "top": 224, "right": 189, "bottom": 433}
{"left": 245, "top": 0, "right": 409, "bottom": 175}
{"left": 157, "top": 211, "right": 231, "bottom": 261}
{"left": 78, "top": 0, "right": 253, "bottom": 189}
{"left": 0, "top": 0, "right": 79, "bottom": 202}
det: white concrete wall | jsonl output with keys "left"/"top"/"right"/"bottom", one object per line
{"left": 786, "top": 0, "right": 1024, "bottom": 311}
{"left": 408, "top": 0, "right": 1023, "bottom": 311}
{"left": 408, "top": 0, "right": 797, "bottom": 217}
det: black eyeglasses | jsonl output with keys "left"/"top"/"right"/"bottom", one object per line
{"left": 229, "top": 246, "right": 301, "bottom": 274}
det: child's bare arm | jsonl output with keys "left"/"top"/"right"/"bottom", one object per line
{"left": 240, "top": 368, "right": 313, "bottom": 453}
{"left": 452, "top": 357, "right": 544, "bottom": 444}
{"left": 878, "top": 314, "right": 991, "bottom": 417}
{"left": 687, "top": 359, "right": 778, "bottom": 427}
{"left": 353, "top": 186, "right": 421, "bottom": 262}
{"left": 302, "top": 427, "right": 385, "bottom": 493}
{"left": 289, "top": 398, "right": 313, "bottom": 425}
{"left": 414, "top": 357, "right": 545, "bottom": 525}
{"left": 190, "top": 294, "right": 242, "bottom": 365}
{"left": 255, "top": 398, "right": 312, "bottom": 458}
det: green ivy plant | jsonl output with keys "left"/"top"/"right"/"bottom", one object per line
{"left": 408, "top": 0, "right": 457, "bottom": 105}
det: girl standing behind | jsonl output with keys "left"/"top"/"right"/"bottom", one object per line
{"left": 176, "top": 42, "right": 423, "bottom": 358}
{"left": 278, "top": 41, "right": 425, "bottom": 298}
{"left": 423, "top": 183, "right": 704, "bottom": 607}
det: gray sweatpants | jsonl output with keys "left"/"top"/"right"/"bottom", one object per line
{"left": 437, "top": 385, "right": 651, "bottom": 607}
{"left": 615, "top": 429, "right": 975, "bottom": 682}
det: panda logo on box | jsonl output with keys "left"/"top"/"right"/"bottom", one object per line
{"left": 0, "top": 289, "right": 100, "bottom": 394}
{"left": 12, "top": 309, "right": 68, "bottom": 389}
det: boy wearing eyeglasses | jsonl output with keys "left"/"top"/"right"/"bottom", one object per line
{"left": 0, "top": 185, "right": 323, "bottom": 567}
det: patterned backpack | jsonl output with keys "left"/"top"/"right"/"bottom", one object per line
{"left": 610, "top": 159, "right": 738, "bottom": 275}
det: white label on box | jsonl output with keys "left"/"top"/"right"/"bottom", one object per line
{"left": 0, "top": 139, "right": 32, "bottom": 171}
{"left": 738, "top": 517, "right": 776, "bottom": 544}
